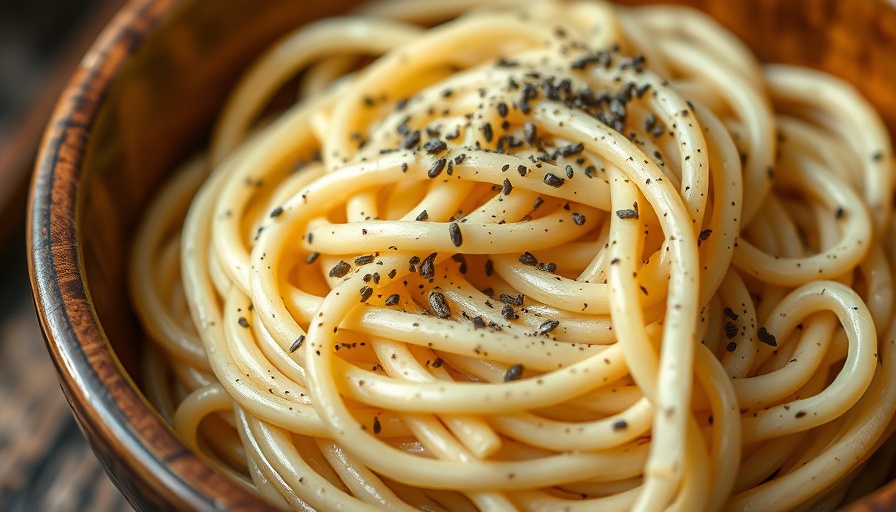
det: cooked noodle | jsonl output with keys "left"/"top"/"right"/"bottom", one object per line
{"left": 129, "top": 1, "right": 896, "bottom": 510}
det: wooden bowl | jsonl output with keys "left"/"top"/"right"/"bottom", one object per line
{"left": 26, "top": 0, "right": 896, "bottom": 510}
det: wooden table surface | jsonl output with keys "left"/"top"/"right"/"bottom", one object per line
{"left": 0, "top": 229, "right": 130, "bottom": 511}
{"left": 0, "top": 1, "right": 132, "bottom": 509}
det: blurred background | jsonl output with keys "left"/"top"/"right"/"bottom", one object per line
{"left": 0, "top": 0, "right": 130, "bottom": 509}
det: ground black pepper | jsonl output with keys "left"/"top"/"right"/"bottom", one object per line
{"left": 757, "top": 327, "right": 777, "bottom": 347}
{"left": 519, "top": 252, "right": 538, "bottom": 266}
{"left": 289, "top": 335, "right": 305, "bottom": 352}
{"left": 420, "top": 252, "right": 438, "bottom": 279}
{"left": 401, "top": 130, "right": 421, "bottom": 149}
{"left": 544, "top": 173, "right": 565, "bottom": 187}
{"left": 501, "top": 304, "right": 518, "bottom": 320}
{"left": 482, "top": 122, "right": 494, "bottom": 142}
{"left": 499, "top": 293, "right": 524, "bottom": 306}
{"left": 724, "top": 322, "right": 738, "bottom": 339}
{"left": 429, "top": 291, "right": 451, "bottom": 318}
{"left": 428, "top": 158, "right": 447, "bottom": 178}
{"left": 504, "top": 364, "right": 524, "bottom": 382}
{"left": 423, "top": 138, "right": 447, "bottom": 154}
{"left": 329, "top": 261, "right": 351, "bottom": 278}
{"left": 537, "top": 320, "right": 560, "bottom": 335}
{"left": 502, "top": 178, "right": 513, "bottom": 195}
{"left": 449, "top": 222, "right": 463, "bottom": 247}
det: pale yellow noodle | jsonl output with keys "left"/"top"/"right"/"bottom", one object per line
{"left": 128, "top": 1, "right": 896, "bottom": 511}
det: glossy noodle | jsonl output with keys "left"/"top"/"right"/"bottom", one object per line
{"left": 130, "top": 1, "right": 896, "bottom": 510}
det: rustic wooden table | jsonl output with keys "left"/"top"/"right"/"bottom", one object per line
{"left": 0, "top": 230, "right": 130, "bottom": 511}
{"left": 0, "top": 1, "right": 131, "bottom": 509}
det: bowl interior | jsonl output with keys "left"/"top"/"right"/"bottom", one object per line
{"left": 34, "top": 0, "right": 896, "bottom": 509}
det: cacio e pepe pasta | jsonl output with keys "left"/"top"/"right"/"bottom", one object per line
{"left": 129, "top": 1, "right": 896, "bottom": 510}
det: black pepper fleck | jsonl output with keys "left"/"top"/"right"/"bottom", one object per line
{"left": 424, "top": 138, "right": 447, "bottom": 154}
{"left": 544, "top": 173, "right": 565, "bottom": 187}
{"left": 289, "top": 335, "right": 305, "bottom": 352}
{"left": 429, "top": 291, "right": 451, "bottom": 318}
{"left": 401, "top": 130, "right": 421, "bottom": 149}
{"left": 482, "top": 122, "right": 494, "bottom": 142}
{"left": 502, "top": 178, "right": 513, "bottom": 195}
{"left": 501, "top": 304, "right": 518, "bottom": 320}
{"left": 499, "top": 293, "right": 524, "bottom": 306}
{"left": 559, "top": 142, "right": 584, "bottom": 157}
{"left": 537, "top": 320, "right": 560, "bottom": 335}
{"left": 724, "top": 322, "right": 738, "bottom": 339}
{"left": 329, "top": 261, "right": 351, "bottom": 278}
{"left": 449, "top": 222, "right": 463, "bottom": 247}
{"left": 428, "top": 158, "right": 447, "bottom": 178}
{"left": 518, "top": 252, "right": 538, "bottom": 266}
{"left": 497, "top": 102, "right": 509, "bottom": 117}
{"left": 420, "top": 252, "right": 438, "bottom": 279}
{"left": 616, "top": 208, "right": 639, "bottom": 220}
{"left": 698, "top": 229, "right": 712, "bottom": 246}
{"left": 757, "top": 327, "right": 777, "bottom": 347}
{"left": 504, "top": 364, "right": 524, "bottom": 382}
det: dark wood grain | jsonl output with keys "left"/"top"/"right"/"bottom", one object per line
{"left": 0, "top": 1, "right": 133, "bottom": 509}
{"left": 0, "top": 228, "right": 130, "bottom": 512}
{"left": 0, "top": 0, "right": 126, "bottom": 249}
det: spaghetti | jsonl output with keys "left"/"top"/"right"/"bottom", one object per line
{"left": 129, "top": 1, "right": 896, "bottom": 510}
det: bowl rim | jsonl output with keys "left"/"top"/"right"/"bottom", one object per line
{"left": 26, "top": 0, "right": 270, "bottom": 509}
